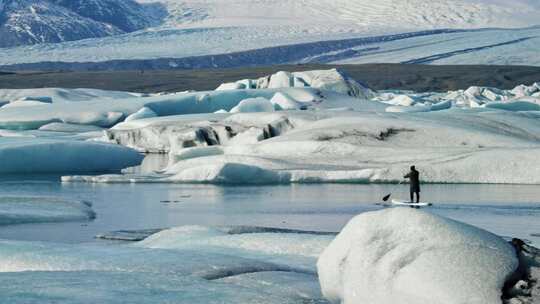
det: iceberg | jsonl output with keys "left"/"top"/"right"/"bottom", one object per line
{"left": 38, "top": 122, "right": 104, "bottom": 133}
{"left": 137, "top": 225, "right": 334, "bottom": 270}
{"left": 0, "top": 88, "right": 138, "bottom": 104}
{"left": 230, "top": 97, "right": 275, "bottom": 113}
{"left": 125, "top": 106, "right": 158, "bottom": 122}
{"left": 0, "top": 138, "right": 143, "bottom": 173}
{"left": 216, "top": 69, "right": 375, "bottom": 99}
{"left": 270, "top": 92, "right": 301, "bottom": 110}
{"left": 317, "top": 208, "right": 518, "bottom": 304}
{"left": 485, "top": 101, "right": 540, "bottom": 112}
{"left": 0, "top": 196, "right": 95, "bottom": 225}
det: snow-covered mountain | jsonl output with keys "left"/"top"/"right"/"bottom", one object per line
{"left": 0, "top": 0, "right": 164, "bottom": 47}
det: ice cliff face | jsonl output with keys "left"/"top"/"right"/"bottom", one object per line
{"left": 0, "top": 0, "right": 164, "bottom": 47}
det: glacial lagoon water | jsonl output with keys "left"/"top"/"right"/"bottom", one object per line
{"left": 0, "top": 174, "right": 539, "bottom": 247}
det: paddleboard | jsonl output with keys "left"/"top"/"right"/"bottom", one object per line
{"left": 377, "top": 200, "right": 433, "bottom": 208}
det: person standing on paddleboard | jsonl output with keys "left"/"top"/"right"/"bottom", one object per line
{"left": 404, "top": 166, "right": 420, "bottom": 203}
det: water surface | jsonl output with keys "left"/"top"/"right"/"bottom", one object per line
{"left": 1, "top": 177, "right": 539, "bottom": 246}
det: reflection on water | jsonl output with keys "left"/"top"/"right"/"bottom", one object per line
{"left": 0, "top": 177, "right": 539, "bottom": 246}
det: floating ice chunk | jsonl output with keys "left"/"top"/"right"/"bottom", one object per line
{"left": 124, "top": 107, "right": 158, "bottom": 122}
{"left": 0, "top": 88, "right": 137, "bottom": 104}
{"left": 385, "top": 105, "right": 430, "bottom": 113}
{"left": 291, "top": 168, "right": 382, "bottom": 183}
{"left": 218, "top": 69, "right": 374, "bottom": 99}
{"left": 172, "top": 146, "right": 225, "bottom": 162}
{"left": 430, "top": 99, "right": 452, "bottom": 111}
{"left": 0, "top": 138, "right": 143, "bottom": 174}
{"left": 64, "top": 111, "right": 125, "bottom": 127}
{"left": 318, "top": 208, "right": 518, "bottom": 304}
{"left": 226, "top": 127, "right": 267, "bottom": 145}
{"left": 485, "top": 101, "right": 540, "bottom": 112}
{"left": 511, "top": 83, "right": 540, "bottom": 97}
{"left": 17, "top": 96, "right": 53, "bottom": 103}
{"left": 293, "top": 69, "right": 374, "bottom": 99}
{"left": 388, "top": 95, "right": 416, "bottom": 106}
{"left": 38, "top": 123, "right": 104, "bottom": 133}
{"left": 167, "top": 162, "right": 289, "bottom": 184}
{"left": 465, "top": 86, "right": 508, "bottom": 102}
{"left": 139, "top": 225, "right": 330, "bottom": 259}
{"left": 268, "top": 71, "right": 295, "bottom": 88}
{"left": 137, "top": 225, "right": 333, "bottom": 270}
{"left": 2, "top": 99, "right": 51, "bottom": 108}
{"left": 386, "top": 100, "right": 451, "bottom": 112}
{"left": 216, "top": 82, "right": 246, "bottom": 91}
{"left": 0, "top": 129, "right": 35, "bottom": 137}
{"left": 0, "top": 196, "right": 95, "bottom": 225}
{"left": 96, "top": 229, "right": 164, "bottom": 241}
{"left": 270, "top": 92, "right": 300, "bottom": 110}
{"left": 237, "top": 79, "right": 256, "bottom": 89}
{"left": 230, "top": 97, "right": 275, "bottom": 113}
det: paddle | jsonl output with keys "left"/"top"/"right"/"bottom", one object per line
{"left": 382, "top": 180, "right": 402, "bottom": 202}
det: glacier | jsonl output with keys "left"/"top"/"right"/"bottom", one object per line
{"left": 1, "top": 0, "right": 540, "bottom": 68}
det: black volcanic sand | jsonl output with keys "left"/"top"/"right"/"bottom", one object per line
{"left": 1, "top": 64, "right": 539, "bottom": 93}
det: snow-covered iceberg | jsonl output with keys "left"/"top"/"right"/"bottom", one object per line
{"left": 0, "top": 196, "right": 95, "bottom": 225}
{"left": 217, "top": 69, "right": 375, "bottom": 99}
{"left": 317, "top": 208, "right": 519, "bottom": 304}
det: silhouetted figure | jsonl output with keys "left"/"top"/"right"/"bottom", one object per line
{"left": 404, "top": 166, "right": 420, "bottom": 203}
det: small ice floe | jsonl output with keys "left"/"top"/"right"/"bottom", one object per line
{"left": 0, "top": 196, "right": 95, "bottom": 225}
{"left": 0, "top": 138, "right": 143, "bottom": 174}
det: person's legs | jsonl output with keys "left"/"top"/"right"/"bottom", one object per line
{"left": 415, "top": 191, "right": 420, "bottom": 203}
{"left": 410, "top": 191, "right": 414, "bottom": 203}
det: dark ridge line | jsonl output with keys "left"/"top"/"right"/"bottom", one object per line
{"left": 202, "top": 266, "right": 316, "bottom": 281}
{"left": 402, "top": 37, "right": 538, "bottom": 64}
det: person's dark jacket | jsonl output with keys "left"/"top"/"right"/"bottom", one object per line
{"left": 404, "top": 170, "right": 420, "bottom": 192}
